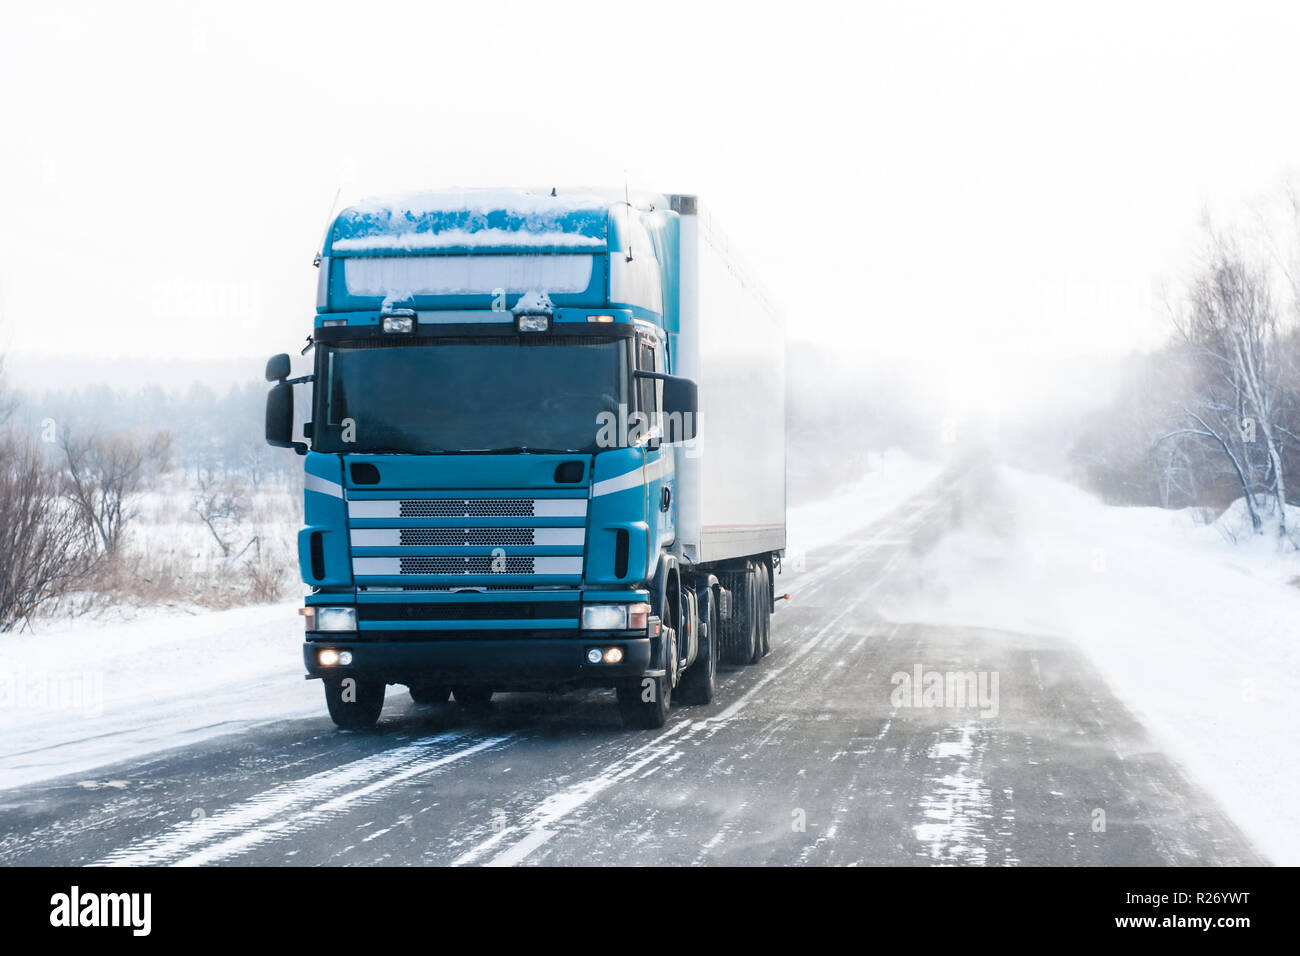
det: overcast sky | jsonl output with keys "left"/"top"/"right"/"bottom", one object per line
{"left": 3, "top": 1, "right": 1300, "bottom": 415}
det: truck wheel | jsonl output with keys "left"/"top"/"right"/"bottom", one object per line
{"left": 452, "top": 686, "right": 493, "bottom": 710}
{"left": 745, "top": 562, "right": 764, "bottom": 665}
{"left": 676, "top": 590, "right": 717, "bottom": 705}
{"left": 616, "top": 674, "right": 671, "bottom": 728}
{"left": 757, "top": 563, "right": 772, "bottom": 658}
{"left": 408, "top": 683, "right": 450, "bottom": 705}
{"left": 324, "top": 677, "right": 385, "bottom": 730}
{"left": 723, "top": 567, "right": 758, "bottom": 665}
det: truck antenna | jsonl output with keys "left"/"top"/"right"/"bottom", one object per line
{"left": 313, "top": 186, "right": 342, "bottom": 267}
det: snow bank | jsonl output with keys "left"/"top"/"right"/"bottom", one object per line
{"left": 0, "top": 601, "right": 319, "bottom": 791}
{"left": 880, "top": 466, "right": 1300, "bottom": 864}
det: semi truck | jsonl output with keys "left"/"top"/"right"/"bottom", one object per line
{"left": 264, "top": 187, "right": 785, "bottom": 729}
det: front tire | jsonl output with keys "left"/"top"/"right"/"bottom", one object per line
{"left": 617, "top": 674, "right": 671, "bottom": 728}
{"left": 324, "top": 677, "right": 385, "bottom": 729}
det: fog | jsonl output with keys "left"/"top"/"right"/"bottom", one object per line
{"left": 5, "top": 1, "right": 1300, "bottom": 429}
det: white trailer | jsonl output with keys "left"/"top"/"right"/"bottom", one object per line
{"left": 671, "top": 196, "right": 787, "bottom": 567}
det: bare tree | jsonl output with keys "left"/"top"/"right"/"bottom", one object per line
{"left": 192, "top": 471, "right": 247, "bottom": 558}
{"left": 61, "top": 429, "right": 173, "bottom": 554}
{"left": 0, "top": 433, "right": 99, "bottom": 631}
{"left": 1165, "top": 230, "right": 1292, "bottom": 538}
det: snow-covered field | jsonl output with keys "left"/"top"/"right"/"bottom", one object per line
{"left": 0, "top": 600, "right": 319, "bottom": 791}
{"left": 880, "top": 466, "right": 1300, "bottom": 865}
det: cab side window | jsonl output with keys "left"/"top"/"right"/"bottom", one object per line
{"left": 637, "top": 339, "right": 658, "bottom": 422}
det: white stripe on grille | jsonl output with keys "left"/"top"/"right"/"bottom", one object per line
{"left": 534, "top": 499, "right": 587, "bottom": 517}
{"left": 351, "top": 556, "right": 583, "bottom": 576}
{"left": 347, "top": 498, "right": 587, "bottom": 519}
{"left": 349, "top": 500, "right": 400, "bottom": 519}
{"left": 349, "top": 527, "right": 585, "bottom": 548}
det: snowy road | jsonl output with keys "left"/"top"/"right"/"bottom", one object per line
{"left": 0, "top": 471, "right": 1265, "bottom": 866}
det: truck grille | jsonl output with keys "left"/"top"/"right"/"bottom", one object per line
{"left": 400, "top": 498, "right": 534, "bottom": 518}
{"left": 399, "top": 556, "right": 535, "bottom": 574}
{"left": 348, "top": 492, "right": 587, "bottom": 585}
{"left": 399, "top": 528, "right": 535, "bottom": 547}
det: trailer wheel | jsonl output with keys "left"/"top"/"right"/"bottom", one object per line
{"left": 324, "top": 677, "right": 385, "bottom": 729}
{"left": 677, "top": 589, "right": 717, "bottom": 705}
{"left": 756, "top": 563, "right": 772, "bottom": 658}
{"left": 723, "top": 566, "right": 759, "bottom": 666}
{"left": 408, "top": 683, "right": 450, "bottom": 705}
{"left": 452, "top": 686, "right": 493, "bottom": 710}
{"left": 745, "top": 561, "right": 764, "bottom": 665}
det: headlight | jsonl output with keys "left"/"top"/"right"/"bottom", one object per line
{"left": 516, "top": 314, "right": 550, "bottom": 333}
{"left": 315, "top": 607, "right": 357, "bottom": 631}
{"left": 581, "top": 604, "right": 628, "bottom": 630}
{"left": 381, "top": 313, "right": 415, "bottom": 333}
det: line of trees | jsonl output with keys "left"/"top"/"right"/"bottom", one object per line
{"left": 0, "top": 370, "right": 298, "bottom": 631}
{"left": 1072, "top": 190, "right": 1300, "bottom": 543}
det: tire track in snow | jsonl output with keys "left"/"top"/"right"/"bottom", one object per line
{"left": 455, "top": 536, "right": 917, "bottom": 867}
{"left": 97, "top": 732, "right": 514, "bottom": 866}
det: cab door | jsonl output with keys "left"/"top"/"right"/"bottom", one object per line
{"left": 636, "top": 332, "right": 675, "bottom": 558}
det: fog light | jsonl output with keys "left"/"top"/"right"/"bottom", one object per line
{"left": 338, "top": 650, "right": 353, "bottom": 665}
{"left": 603, "top": 647, "right": 624, "bottom": 664}
{"left": 586, "top": 648, "right": 603, "bottom": 664}
{"left": 628, "top": 603, "right": 651, "bottom": 630}
{"left": 318, "top": 648, "right": 340, "bottom": 666}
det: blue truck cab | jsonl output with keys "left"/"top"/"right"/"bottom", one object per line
{"left": 265, "top": 188, "right": 785, "bottom": 729}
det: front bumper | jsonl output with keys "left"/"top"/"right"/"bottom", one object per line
{"left": 303, "top": 630, "right": 654, "bottom": 690}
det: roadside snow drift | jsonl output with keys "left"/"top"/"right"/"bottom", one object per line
{"left": 0, "top": 601, "right": 319, "bottom": 791}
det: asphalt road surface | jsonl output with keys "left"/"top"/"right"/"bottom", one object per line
{"left": 0, "top": 471, "right": 1265, "bottom": 866}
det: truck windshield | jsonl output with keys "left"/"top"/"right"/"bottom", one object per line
{"left": 313, "top": 336, "right": 627, "bottom": 454}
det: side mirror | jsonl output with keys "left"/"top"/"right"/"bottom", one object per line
{"left": 266, "top": 382, "right": 305, "bottom": 453}
{"left": 661, "top": 374, "right": 698, "bottom": 443}
{"left": 266, "top": 352, "right": 291, "bottom": 383}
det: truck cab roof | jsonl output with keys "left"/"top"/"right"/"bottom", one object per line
{"left": 317, "top": 187, "right": 689, "bottom": 330}
{"left": 325, "top": 187, "right": 674, "bottom": 257}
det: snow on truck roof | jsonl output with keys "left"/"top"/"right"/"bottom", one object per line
{"left": 326, "top": 187, "right": 672, "bottom": 256}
